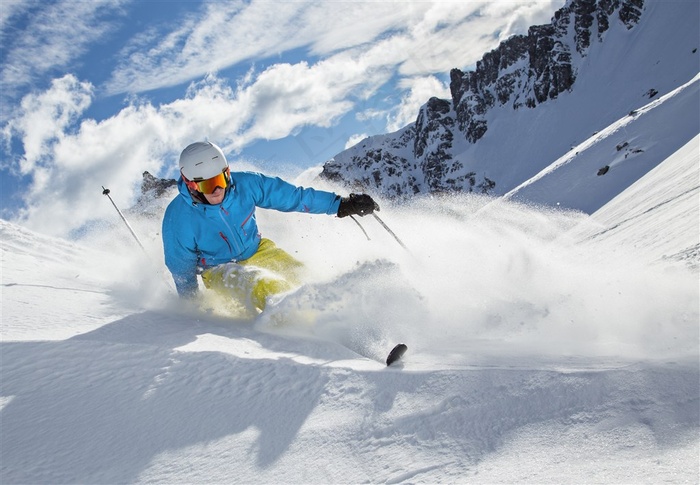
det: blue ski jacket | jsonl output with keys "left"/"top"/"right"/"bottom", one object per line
{"left": 162, "top": 171, "right": 340, "bottom": 297}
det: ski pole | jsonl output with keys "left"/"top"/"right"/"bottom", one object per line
{"left": 372, "top": 213, "right": 410, "bottom": 252}
{"left": 349, "top": 215, "right": 371, "bottom": 241}
{"left": 101, "top": 186, "right": 148, "bottom": 254}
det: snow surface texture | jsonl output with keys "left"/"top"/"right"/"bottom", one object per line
{"left": 2, "top": 133, "right": 698, "bottom": 483}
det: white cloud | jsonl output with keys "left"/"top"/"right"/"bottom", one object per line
{"left": 356, "top": 108, "right": 387, "bottom": 122}
{"left": 0, "top": 0, "right": 131, "bottom": 122}
{"left": 6, "top": 77, "right": 215, "bottom": 236}
{"left": 345, "top": 133, "right": 369, "bottom": 150}
{"left": 106, "top": 1, "right": 420, "bottom": 95}
{"left": 234, "top": 51, "right": 396, "bottom": 144}
{"left": 0, "top": 0, "right": 37, "bottom": 39}
{"left": 3, "top": 74, "right": 93, "bottom": 175}
{"left": 106, "top": 1, "right": 563, "bottom": 96}
{"left": 485, "top": 0, "right": 565, "bottom": 41}
{"left": 386, "top": 75, "right": 451, "bottom": 132}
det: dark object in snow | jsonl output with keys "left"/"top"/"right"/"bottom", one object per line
{"left": 646, "top": 88, "right": 658, "bottom": 99}
{"left": 597, "top": 166, "right": 610, "bottom": 176}
{"left": 386, "top": 343, "right": 408, "bottom": 366}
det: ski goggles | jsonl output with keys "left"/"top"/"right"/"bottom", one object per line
{"left": 182, "top": 167, "right": 231, "bottom": 194}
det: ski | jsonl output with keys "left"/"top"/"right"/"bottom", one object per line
{"left": 386, "top": 343, "right": 408, "bottom": 366}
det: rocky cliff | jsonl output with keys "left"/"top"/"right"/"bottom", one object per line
{"left": 320, "top": 0, "right": 650, "bottom": 198}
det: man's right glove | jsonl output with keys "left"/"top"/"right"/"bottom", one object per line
{"left": 337, "top": 193, "right": 380, "bottom": 218}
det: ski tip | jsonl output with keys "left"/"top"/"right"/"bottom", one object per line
{"left": 386, "top": 343, "right": 408, "bottom": 366}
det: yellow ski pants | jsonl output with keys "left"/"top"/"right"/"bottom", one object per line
{"left": 200, "top": 238, "right": 303, "bottom": 313}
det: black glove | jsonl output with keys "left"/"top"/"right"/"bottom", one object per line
{"left": 337, "top": 193, "right": 380, "bottom": 218}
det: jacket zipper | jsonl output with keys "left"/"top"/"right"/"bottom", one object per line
{"left": 218, "top": 232, "right": 232, "bottom": 253}
{"left": 240, "top": 208, "right": 254, "bottom": 236}
{"left": 217, "top": 206, "right": 243, "bottom": 257}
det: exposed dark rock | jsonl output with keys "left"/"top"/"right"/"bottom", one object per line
{"left": 619, "top": 0, "right": 644, "bottom": 28}
{"left": 141, "top": 171, "right": 177, "bottom": 197}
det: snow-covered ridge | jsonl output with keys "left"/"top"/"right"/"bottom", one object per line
{"left": 320, "top": 0, "right": 699, "bottom": 208}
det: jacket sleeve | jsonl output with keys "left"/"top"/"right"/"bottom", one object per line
{"left": 162, "top": 201, "right": 200, "bottom": 298}
{"left": 248, "top": 173, "right": 341, "bottom": 214}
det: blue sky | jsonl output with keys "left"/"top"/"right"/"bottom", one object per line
{"left": 0, "top": 0, "right": 564, "bottom": 237}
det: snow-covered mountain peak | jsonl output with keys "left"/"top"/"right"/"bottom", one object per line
{"left": 320, "top": 0, "right": 699, "bottom": 210}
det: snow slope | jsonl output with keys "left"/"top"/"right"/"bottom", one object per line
{"left": 504, "top": 74, "right": 700, "bottom": 213}
{"left": 2, "top": 134, "right": 698, "bottom": 483}
{"left": 571, "top": 134, "right": 700, "bottom": 269}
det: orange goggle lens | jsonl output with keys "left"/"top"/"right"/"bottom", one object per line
{"left": 184, "top": 168, "right": 230, "bottom": 194}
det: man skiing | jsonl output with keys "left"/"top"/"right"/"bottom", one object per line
{"left": 162, "top": 141, "right": 378, "bottom": 313}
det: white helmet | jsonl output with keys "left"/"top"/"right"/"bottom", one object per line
{"left": 179, "top": 141, "right": 228, "bottom": 180}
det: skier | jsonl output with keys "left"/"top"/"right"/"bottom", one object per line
{"left": 162, "top": 141, "right": 378, "bottom": 313}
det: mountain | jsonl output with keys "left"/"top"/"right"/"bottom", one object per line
{"left": 320, "top": 0, "right": 699, "bottom": 212}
